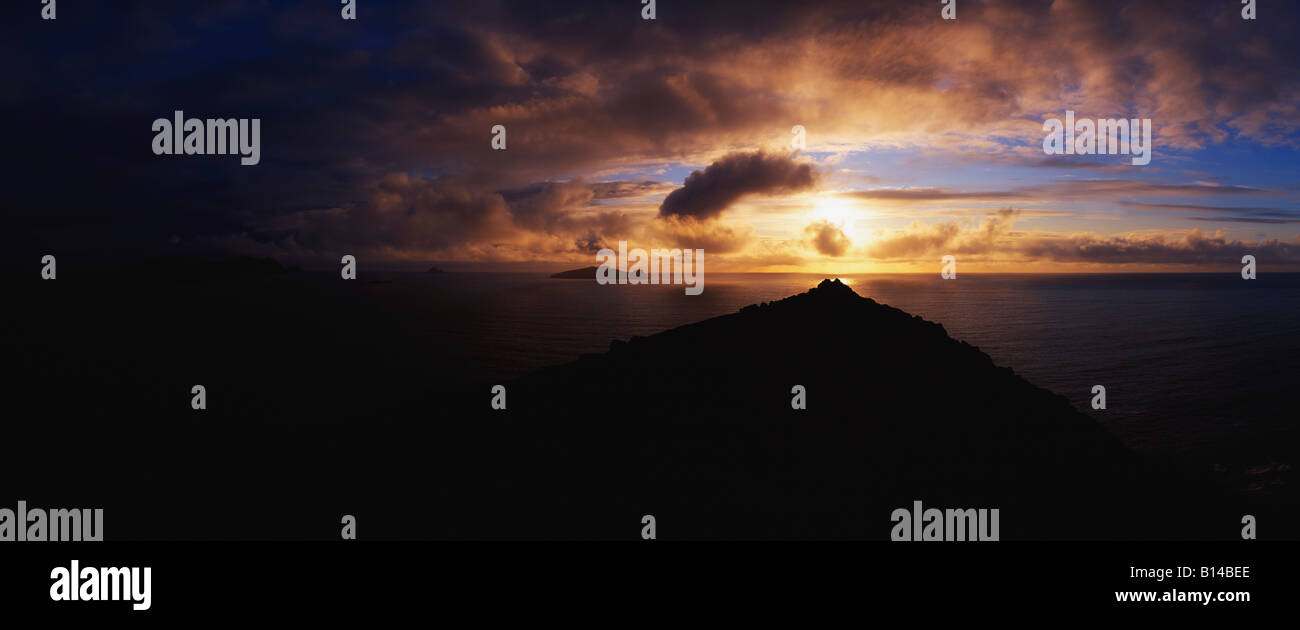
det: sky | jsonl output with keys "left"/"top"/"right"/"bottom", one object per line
{"left": 3, "top": 0, "right": 1299, "bottom": 272}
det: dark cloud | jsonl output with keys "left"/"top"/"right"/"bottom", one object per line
{"left": 659, "top": 151, "right": 818, "bottom": 219}
{"left": 1184, "top": 217, "right": 1300, "bottom": 225}
{"left": 849, "top": 180, "right": 1273, "bottom": 205}
{"left": 803, "top": 221, "right": 852, "bottom": 257}
{"left": 1119, "top": 201, "right": 1300, "bottom": 224}
{"left": 263, "top": 175, "right": 653, "bottom": 264}
{"left": 500, "top": 181, "right": 596, "bottom": 231}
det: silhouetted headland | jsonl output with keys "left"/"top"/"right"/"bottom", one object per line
{"left": 550, "top": 266, "right": 598, "bottom": 279}
{"left": 484, "top": 279, "right": 1266, "bottom": 539}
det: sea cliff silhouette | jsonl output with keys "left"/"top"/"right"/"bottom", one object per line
{"left": 550, "top": 266, "right": 599, "bottom": 279}
{"left": 480, "top": 279, "right": 1250, "bottom": 539}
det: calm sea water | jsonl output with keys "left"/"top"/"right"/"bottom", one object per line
{"left": 225, "top": 272, "right": 1300, "bottom": 457}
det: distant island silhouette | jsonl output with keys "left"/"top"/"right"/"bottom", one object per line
{"left": 550, "top": 266, "right": 598, "bottom": 279}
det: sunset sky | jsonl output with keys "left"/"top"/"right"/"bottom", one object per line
{"left": 5, "top": 0, "right": 1299, "bottom": 272}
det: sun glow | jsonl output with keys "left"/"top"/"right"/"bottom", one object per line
{"left": 812, "top": 195, "right": 857, "bottom": 227}
{"left": 809, "top": 194, "right": 876, "bottom": 245}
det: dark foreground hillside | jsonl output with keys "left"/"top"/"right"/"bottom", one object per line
{"left": 2, "top": 269, "right": 1287, "bottom": 540}
{"left": 491, "top": 279, "right": 1258, "bottom": 539}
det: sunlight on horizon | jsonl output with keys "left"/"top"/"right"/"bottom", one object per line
{"left": 811, "top": 194, "right": 874, "bottom": 241}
